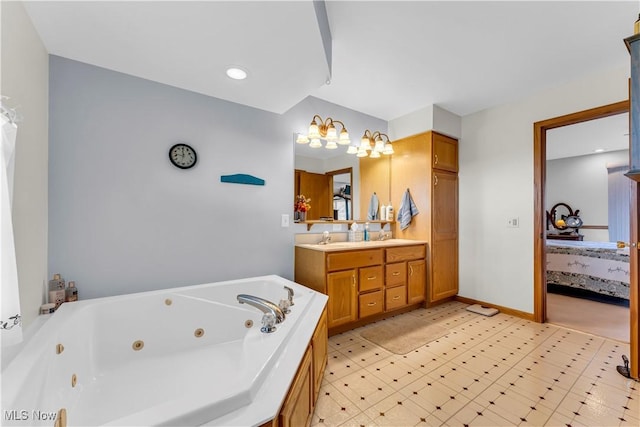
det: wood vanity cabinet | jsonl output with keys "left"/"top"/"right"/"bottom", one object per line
{"left": 270, "top": 307, "right": 327, "bottom": 427}
{"left": 278, "top": 347, "right": 313, "bottom": 427}
{"left": 294, "top": 243, "right": 427, "bottom": 335}
{"left": 390, "top": 131, "right": 459, "bottom": 304}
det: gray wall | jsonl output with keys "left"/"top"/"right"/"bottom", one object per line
{"left": 48, "top": 56, "right": 385, "bottom": 300}
{"left": 2, "top": 1, "right": 49, "bottom": 327}
{"left": 546, "top": 150, "right": 628, "bottom": 242}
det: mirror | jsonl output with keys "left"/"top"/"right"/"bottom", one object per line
{"left": 294, "top": 168, "right": 353, "bottom": 220}
{"left": 294, "top": 135, "right": 391, "bottom": 223}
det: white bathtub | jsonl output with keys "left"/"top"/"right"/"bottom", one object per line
{"left": 1, "top": 275, "right": 327, "bottom": 426}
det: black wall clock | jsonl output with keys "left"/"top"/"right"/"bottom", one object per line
{"left": 169, "top": 143, "right": 197, "bottom": 169}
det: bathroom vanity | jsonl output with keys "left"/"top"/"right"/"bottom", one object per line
{"left": 295, "top": 239, "right": 428, "bottom": 335}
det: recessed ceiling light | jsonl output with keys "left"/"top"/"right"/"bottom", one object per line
{"left": 594, "top": 148, "right": 605, "bottom": 153}
{"left": 226, "top": 67, "right": 247, "bottom": 80}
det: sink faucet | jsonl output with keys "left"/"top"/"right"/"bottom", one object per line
{"left": 318, "top": 231, "right": 332, "bottom": 245}
{"left": 237, "top": 294, "right": 286, "bottom": 332}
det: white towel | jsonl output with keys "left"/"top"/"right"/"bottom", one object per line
{"left": 398, "top": 189, "right": 419, "bottom": 230}
{"left": 367, "top": 193, "right": 379, "bottom": 220}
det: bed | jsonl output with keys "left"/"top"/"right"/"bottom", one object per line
{"left": 546, "top": 240, "right": 630, "bottom": 305}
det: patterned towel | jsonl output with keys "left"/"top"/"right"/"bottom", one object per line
{"left": 367, "top": 193, "right": 379, "bottom": 220}
{"left": 398, "top": 189, "right": 419, "bottom": 230}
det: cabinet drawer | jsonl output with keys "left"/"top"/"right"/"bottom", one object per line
{"left": 386, "top": 245, "right": 425, "bottom": 263}
{"left": 359, "top": 266, "right": 383, "bottom": 292}
{"left": 327, "top": 249, "right": 383, "bottom": 272}
{"left": 359, "top": 291, "right": 383, "bottom": 318}
{"left": 386, "top": 286, "right": 407, "bottom": 311}
{"left": 385, "top": 262, "right": 406, "bottom": 288}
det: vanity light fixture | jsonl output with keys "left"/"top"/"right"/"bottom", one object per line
{"left": 296, "top": 115, "right": 351, "bottom": 149}
{"left": 226, "top": 67, "right": 248, "bottom": 80}
{"left": 357, "top": 130, "right": 394, "bottom": 158}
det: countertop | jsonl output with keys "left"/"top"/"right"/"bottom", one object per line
{"left": 295, "top": 238, "right": 427, "bottom": 252}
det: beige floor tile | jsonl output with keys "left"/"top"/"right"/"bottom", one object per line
{"left": 338, "top": 412, "right": 379, "bottom": 427}
{"left": 555, "top": 391, "right": 628, "bottom": 427}
{"left": 405, "top": 379, "right": 459, "bottom": 412}
{"left": 314, "top": 301, "right": 639, "bottom": 427}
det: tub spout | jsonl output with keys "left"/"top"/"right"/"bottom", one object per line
{"left": 237, "top": 294, "right": 285, "bottom": 324}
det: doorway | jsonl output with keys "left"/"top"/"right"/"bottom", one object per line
{"left": 533, "top": 100, "right": 639, "bottom": 379}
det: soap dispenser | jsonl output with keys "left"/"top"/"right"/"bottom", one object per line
{"left": 386, "top": 203, "right": 394, "bottom": 222}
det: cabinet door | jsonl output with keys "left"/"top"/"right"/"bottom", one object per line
{"left": 431, "top": 171, "right": 458, "bottom": 302}
{"left": 311, "top": 308, "right": 328, "bottom": 400}
{"left": 407, "top": 259, "right": 426, "bottom": 304}
{"left": 327, "top": 270, "right": 357, "bottom": 328}
{"left": 279, "top": 347, "right": 313, "bottom": 427}
{"left": 432, "top": 133, "right": 458, "bottom": 172}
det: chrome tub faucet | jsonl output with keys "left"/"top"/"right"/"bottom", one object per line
{"left": 237, "top": 294, "right": 285, "bottom": 333}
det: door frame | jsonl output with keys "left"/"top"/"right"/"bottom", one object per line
{"left": 533, "top": 100, "right": 637, "bottom": 378}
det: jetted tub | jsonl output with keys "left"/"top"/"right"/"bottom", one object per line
{"left": 1, "top": 275, "right": 327, "bottom": 426}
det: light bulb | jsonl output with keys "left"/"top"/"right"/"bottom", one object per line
{"left": 309, "top": 138, "right": 322, "bottom": 148}
{"left": 338, "top": 129, "right": 351, "bottom": 145}
{"left": 326, "top": 124, "right": 338, "bottom": 141}
{"left": 308, "top": 122, "right": 320, "bottom": 139}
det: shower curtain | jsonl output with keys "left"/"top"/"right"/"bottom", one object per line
{"left": 1, "top": 113, "right": 22, "bottom": 346}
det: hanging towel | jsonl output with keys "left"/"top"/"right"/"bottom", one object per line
{"left": 398, "top": 188, "right": 419, "bottom": 230}
{"left": 367, "top": 192, "right": 379, "bottom": 220}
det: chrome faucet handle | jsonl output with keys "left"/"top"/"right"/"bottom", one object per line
{"left": 261, "top": 313, "right": 277, "bottom": 333}
{"left": 284, "top": 285, "right": 295, "bottom": 306}
{"left": 279, "top": 299, "right": 291, "bottom": 314}
{"left": 319, "top": 231, "right": 331, "bottom": 244}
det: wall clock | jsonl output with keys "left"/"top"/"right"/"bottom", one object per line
{"left": 169, "top": 143, "right": 197, "bottom": 169}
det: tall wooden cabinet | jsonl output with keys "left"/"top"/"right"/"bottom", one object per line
{"left": 390, "top": 131, "right": 459, "bottom": 303}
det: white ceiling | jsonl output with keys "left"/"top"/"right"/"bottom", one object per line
{"left": 23, "top": 0, "right": 636, "bottom": 121}
{"left": 546, "top": 112, "right": 629, "bottom": 160}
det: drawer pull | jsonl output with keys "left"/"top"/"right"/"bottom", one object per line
{"left": 392, "top": 272, "right": 400, "bottom": 276}
{"left": 367, "top": 302, "right": 377, "bottom": 307}
{"left": 409, "top": 266, "right": 414, "bottom": 275}
{"left": 393, "top": 296, "right": 400, "bottom": 300}
{"left": 434, "top": 154, "right": 439, "bottom": 164}
{"left": 367, "top": 276, "right": 377, "bottom": 280}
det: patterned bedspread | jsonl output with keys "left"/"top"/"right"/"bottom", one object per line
{"left": 546, "top": 240, "right": 630, "bottom": 300}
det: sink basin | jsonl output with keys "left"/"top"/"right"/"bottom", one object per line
{"left": 304, "top": 240, "right": 415, "bottom": 250}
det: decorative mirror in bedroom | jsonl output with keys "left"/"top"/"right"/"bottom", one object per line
{"left": 546, "top": 202, "right": 584, "bottom": 241}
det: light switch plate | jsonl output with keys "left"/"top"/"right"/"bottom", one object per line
{"left": 281, "top": 214, "right": 290, "bottom": 227}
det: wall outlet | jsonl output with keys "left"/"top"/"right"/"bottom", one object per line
{"left": 281, "top": 214, "right": 290, "bottom": 227}
{"left": 507, "top": 217, "right": 519, "bottom": 228}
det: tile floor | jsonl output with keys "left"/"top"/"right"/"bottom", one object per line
{"left": 312, "top": 301, "right": 639, "bottom": 427}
